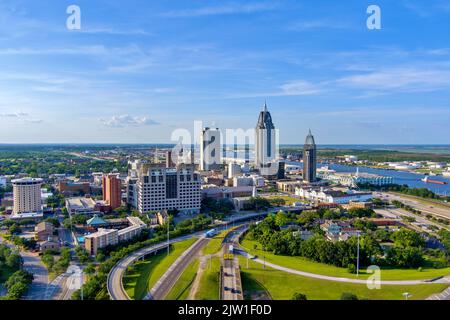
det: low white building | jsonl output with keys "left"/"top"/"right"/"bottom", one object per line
{"left": 344, "top": 155, "right": 358, "bottom": 162}
{"left": 233, "top": 175, "right": 265, "bottom": 187}
{"left": 295, "top": 187, "right": 372, "bottom": 204}
{"left": 320, "top": 169, "right": 393, "bottom": 187}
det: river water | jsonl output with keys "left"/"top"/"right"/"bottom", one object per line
{"left": 288, "top": 162, "right": 450, "bottom": 196}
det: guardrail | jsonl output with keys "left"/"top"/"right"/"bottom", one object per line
{"left": 235, "top": 266, "right": 244, "bottom": 300}
{"left": 219, "top": 266, "right": 224, "bottom": 300}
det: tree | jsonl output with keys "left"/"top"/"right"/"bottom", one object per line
{"left": 84, "top": 263, "right": 96, "bottom": 276}
{"left": 75, "top": 247, "right": 90, "bottom": 263}
{"left": 391, "top": 228, "right": 425, "bottom": 248}
{"left": 5, "top": 270, "right": 33, "bottom": 299}
{"left": 8, "top": 224, "right": 21, "bottom": 235}
{"left": 275, "top": 211, "right": 289, "bottom": 227}
{"left": 6, "top": 252, "right": 22, "bottom": 269}
{"left": 42, "top": 253, "right": 55, "bottom": 270}
{"left": 44, "top": 217, "right": 60, "bottom": 228}
{"left": 96, "top": 252, "right": 105, "bottom": 263}
{"left": 291, "top": 292, "right": 307, "bottom": 300}
{"left": 341, "top": 292, "right": 358, "bottom": 300}
{"left": 347, "top": 263, "right": 357, "bottom": 274}
{"left": 62, "top": 218, "right": 72, "bottom": 229}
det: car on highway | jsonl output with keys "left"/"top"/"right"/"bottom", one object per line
{"left": 224, "top": 286, "right": 230, "bottom": 291}
{"left": 231, "top": 289, "right": 241, "bottom": 294}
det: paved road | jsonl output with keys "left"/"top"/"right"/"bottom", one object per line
{"left": 107, "top": 234, "right": 200, "bottom": 300}
{"left": 242, "top": 253, "right": 450, "bottom": 285}
{"left": 375, "top": 192, "right": 450, "bottom": 220}
{"left": 146, "top": 237, "right": 209, "bottom": 300}
{"left": 58, "top": 228, "right": 74, "bottom": 247}
{"left": 427, "top": 279, "right": 450, "bottom": 300}
{"left": 221, "top": 227, "right": 245, "bottom": 300}
{"left": 21, "top": 251, "right": 51, "bottom": 300}
{"left": 1, "top": 235, "right": 64, "bottom": 300}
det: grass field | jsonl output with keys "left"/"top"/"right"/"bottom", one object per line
{"left": 241, "top": 238, "right": 450, "bottom": 281}
{"left": 265, "top": 195, "right": 301, "bottom": 206}
{"left": 122, "top": 238, "right": 197, "bottom": 300}
{"left": 194, "top": 256, "right": 221, "bottom": 300}
{"left": 239, "top": 256, "right": 449, "bottom": 300}
{"left": 184, "top": 228, "right": 237, "bottom": 300}
{"left": 165, "top": 258, "right": 199, "bottom": 300}
{"left": 202, "top": 228, "right": 237, "bottom": 255}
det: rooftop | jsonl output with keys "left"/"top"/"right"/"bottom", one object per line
{"left": 86, "top": 215, "right": 107, "bottom": 226}
{"left": 66, "top": 197, "right": 97, "bottom": 210}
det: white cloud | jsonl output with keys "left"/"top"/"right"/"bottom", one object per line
{"left": 162, "top": 2, "right": 276, "bottom": 17}
{"left": 0, "top": 112, "right": 28, "bottom": 117}
{"left": 279, "top": 80, "right": 322, "bottom": 96}
{"left": 287, "top": 20, "right": 349, "bottom": 31}
{"left": 99, "top": 115, "right": 160, "bottom": 128}
{"left": 78, "top": 28, "right": 152, "bottom": 36}
{"left": 338, "top": 67, "right": 450, "bottom": 93}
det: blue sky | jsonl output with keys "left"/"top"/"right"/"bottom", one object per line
{"left": 0, "top": 0, "right": 450, "bottom": 144}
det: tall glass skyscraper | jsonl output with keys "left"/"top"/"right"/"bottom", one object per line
{"left": 303, "top": 129, "right": 317, "bottom": 182}
{"left": 255, "top": 102, "right": 276, "bottom": 170}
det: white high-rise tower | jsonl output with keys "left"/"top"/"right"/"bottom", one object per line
{"left": 200, "top": 127, "right": 221, "bottom": 171}
{"left": 12, "top": 178, "right": 43, "bottom": 214}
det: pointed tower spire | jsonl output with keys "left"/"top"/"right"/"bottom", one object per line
{"left": 308, "top": 128, "right": 312, "bottom": 135}
{"left": 264, "top": 100, "right": 268, "bottom": 112}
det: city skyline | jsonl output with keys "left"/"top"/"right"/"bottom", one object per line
{"left": 0, "top": 0, "right": 450, "bottom": 144}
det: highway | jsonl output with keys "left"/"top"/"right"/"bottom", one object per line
{"left": 146, "top": 237, "right": 209, "bottom": 300}
{"left": 107, "top": 216, "right": 266, "bottom": 300}
{"left": 107, "top": 234, "right": 201, "bottom": 300}
{"left": 220, "top": 226, "right": 245, "bottom": 300}
{"left": 375, "top": 192, "right": 450, "bottom": 220}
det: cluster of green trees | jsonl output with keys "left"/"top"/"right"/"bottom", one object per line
{"left": 0, "top": 244, "right": 23, "bottom": 276}
{"left": 46, "top": 194, "right": 65, "bottom": 210}
{"left": 0, "top": 151, "right": 127, "bottom": 177}
{"left": 9, "top": 236, "right": 37, "bottom": 251}
{"left": 242, "top": 197, "right": 271, "bottom": 211}
{"left": 301, "top": 148, "right": 450, "bottom": 163}
{"left": 247, "top": 214, "right": 379, "bottom": 268}
{"left": 2, "top": 270, "right": 33, "bottom": 300}
{"left": 153, "top": 214, "right": 212, "bottom": 239}
{"left": 42, "top": 248, "right": 71, "bottom": 275}
{"left": 0, "top": 244, "right": 32, "bottom": 299}
{"left": 385, "top": 229, "right": 426, "bottom": 268}
{"left": 74, "top": 246, "right": 91, "bottom": 264}
{"left": 247, "top": 214, "right": 434, "bottom": 269}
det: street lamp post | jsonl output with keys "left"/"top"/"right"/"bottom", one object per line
{"left": 167, "top": 220, "right": 170, "bottom": 257}
{"left": 80, "top": 269, "right": 84, "bottom": 301}
{"left": 356, "top": 231, "right": 360, "bottom": 277}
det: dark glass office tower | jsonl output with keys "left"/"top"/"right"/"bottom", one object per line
{"left": 303, "top": 130, "right": 317, "bottom": 183}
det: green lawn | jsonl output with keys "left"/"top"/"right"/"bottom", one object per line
{"left": 241, "top": 238, "right": 450, "bottom": 281}
{"left": 123, "top": 238, "right": 197, "bottom": 300}
{"left": 239, "top": 256, "right": 449, "bottom": 300}
{"left": 194, "top": 256, "right": 221, "bottom": 300}
{"left": 202, "top": 228, "right": 237, "bottom": 255}
{"left": 165, "top": 258, "right": 199, "bottom": 300}
{"left": 265, "top": 195, "right": 301, "bottom": 206}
